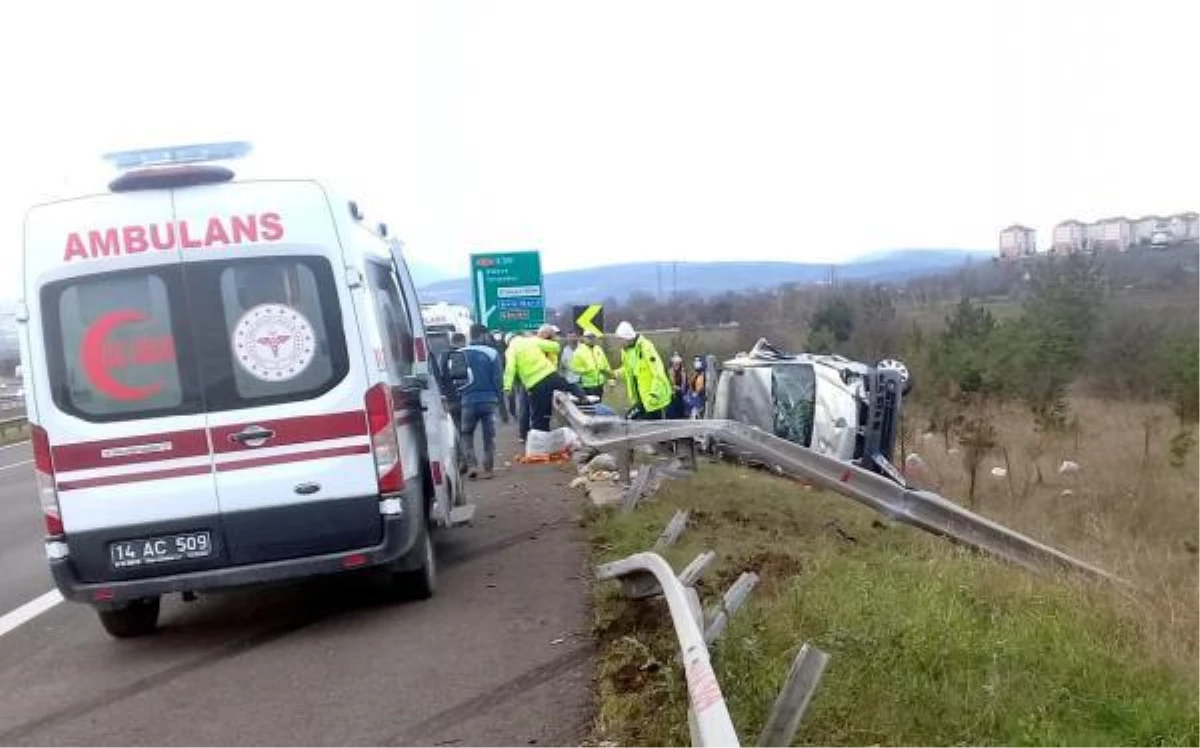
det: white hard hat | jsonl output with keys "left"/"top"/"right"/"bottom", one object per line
{"left": 614, "top": 321, "right": 637, "bottom": 340}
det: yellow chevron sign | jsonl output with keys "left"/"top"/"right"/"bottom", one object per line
{"left": 574, "top": 304, "right": 604, "bottom": 336}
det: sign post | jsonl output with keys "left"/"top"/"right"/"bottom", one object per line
{"left": 470, "top": 251, "right": 545, "bottom": 333}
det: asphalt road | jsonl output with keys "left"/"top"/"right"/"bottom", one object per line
{"left": 0, "top": 441, "right": 49, "bottom": 616}
{"left": 0, "top": 432, "right": 594, "bottom": 746}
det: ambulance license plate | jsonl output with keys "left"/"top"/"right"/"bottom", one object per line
{"left": 110, "top": 531, "right": 213, "bottom": 569}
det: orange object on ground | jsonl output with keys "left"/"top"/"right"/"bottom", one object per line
{"left": 515, "top": 449, "right": 573, "bottom": 465}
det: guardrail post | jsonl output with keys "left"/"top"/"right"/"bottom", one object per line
{"left": 678, "top": 550, "right": 716, "bottom": 587}
{"left": 704, "top": 572, "right": 759, "bottom": 645}
{"left": 654, "top": 509, "right": 689, "bottom": 550}
{"left": 622, "top": 464, "right": 659, "bottom": 513}
{"left": 755, "top": 643, "right": 831, "bottom": 747}
{"left": 618, "top": 448, "right": 634, "bottom": 484}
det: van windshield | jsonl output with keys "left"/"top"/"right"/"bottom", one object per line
{"left": 42, "top": 257, "right": 349, "bottom": 422}
{"left": 772, "top": 363, "right": 816, "bottom": 447}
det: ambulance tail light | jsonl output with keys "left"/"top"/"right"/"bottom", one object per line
{"left": 365, "top": 383, "right": 404, "bottom": 494}
{"left": 31, "top": 425, "right": 64, "bottom": 537}
{"left": 413, "top": 337, "right": 428, "bottom": 364}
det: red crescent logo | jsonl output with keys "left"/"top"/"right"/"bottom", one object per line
{"left": 79, "top": 310, "right": 165, "bottom": 401}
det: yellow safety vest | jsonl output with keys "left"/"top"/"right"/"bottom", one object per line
{"left": 620, "top": 336, "right": 672, "bottom": 413}
{"left": 571, "top": 343, "right": 613, "bottom": 387}
{"left": 504, "top": 336, "right": 558, "bottom": 392}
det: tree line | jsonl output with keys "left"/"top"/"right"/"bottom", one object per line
{"left": 568, "top": 249, "right": 1199, "bottom": 444}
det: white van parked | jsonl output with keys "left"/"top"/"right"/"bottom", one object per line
{"left": 18, "top": 142, "right": 472, "bottom": 637}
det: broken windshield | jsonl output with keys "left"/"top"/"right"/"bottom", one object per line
{"left": 772, "top": 363, "right": 816, "bottom": 447}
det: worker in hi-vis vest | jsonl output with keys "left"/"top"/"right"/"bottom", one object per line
{"left": 570, "top": 331, "right": 614, "bottom": 399}
{"left": 504, "top": 324, "right": 593, "bottom": 435}
{"left": 612, "top": 321, "right": 672, "bottom": 419}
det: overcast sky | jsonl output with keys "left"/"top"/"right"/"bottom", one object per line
{"left": 0, "top": 0, "right": 1195, "bottom": 296}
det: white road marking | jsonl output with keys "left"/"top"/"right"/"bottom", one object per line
{"left": 0, "top": 459, "right": 32, "bottom": 472}
{"left": 0, "top": 590, "right": 63, "bottom": 638}
{"left": 0, "top": 440, "right": 31, "bottom": 452}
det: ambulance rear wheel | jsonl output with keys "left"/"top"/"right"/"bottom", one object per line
{"left": 97, "top": 596, "right": 161, "bottom": 638}
{"left": 394, "top": 524, "right": 436, "bottom": 601}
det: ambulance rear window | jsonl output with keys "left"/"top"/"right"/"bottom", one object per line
{"left": 42, "top": 269, "right": 201, "bottom": 421}
{"left": 184, "top": 256, "right": 349, "bottom": 411}
{"left": 40, "top": 257, "right": 349, "bottom": 422}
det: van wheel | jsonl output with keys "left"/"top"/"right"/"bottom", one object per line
{"left": 393, "top": 524, "right": 437, "bottom": 601}
{"left": 97, "top": 597, "right": 161, "bottom": 638}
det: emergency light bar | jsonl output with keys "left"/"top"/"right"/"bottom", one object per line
{"left": 103, "top": 141, "right": 251, "bottom": 193}
{"left": 102, "top": 141, "right": 253, "bottom": 170}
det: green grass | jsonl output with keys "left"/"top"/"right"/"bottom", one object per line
{"left": 0, "top": 423, "right": 28, "bottom": 446}
{"left": 585, "top": 463, "right": 1199, "bottom": 746}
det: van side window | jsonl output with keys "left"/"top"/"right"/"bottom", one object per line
{"left": 364, "top": 261, "right": 415, "bottom": 380}
{"left": 41, "top": 269, "right": 201, "bottom": 421}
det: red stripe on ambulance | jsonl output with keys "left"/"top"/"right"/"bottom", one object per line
{"left": 210, "top": 411, "right": 369, "bottom": 453}
{"left": 52, "top": 429, "right": 210, "bottom": 471}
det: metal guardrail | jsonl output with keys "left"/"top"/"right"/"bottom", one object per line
{"left": 598, "top": 516, "right": 831, "bottom": 747}
{"left": 554, "top": 393, "right": 1123, "bottom": 584}
{"left": 596, "top": 551, "right": 743, "bottom": 747}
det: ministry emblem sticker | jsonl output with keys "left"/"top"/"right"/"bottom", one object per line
{"left": 232, "top": 304, "right": 317, "bottom": 382}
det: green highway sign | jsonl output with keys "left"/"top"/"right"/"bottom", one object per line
{"left": 470, "top": 250, "right": 545, "bottom": 332}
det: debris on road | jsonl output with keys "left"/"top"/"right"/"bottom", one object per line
{"left": 582, "top": 453, "right": 619, "bottom": 473}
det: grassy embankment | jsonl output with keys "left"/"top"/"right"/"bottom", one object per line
{"left": 582, "top": 385, "right": 1199, "bottom": 744}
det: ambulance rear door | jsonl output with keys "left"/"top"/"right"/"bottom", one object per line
{"left": 171, "top": 180, "right": 381, "bottom": 565}
{"left": 23, "top": 189, "right": 225, "bottom": 584}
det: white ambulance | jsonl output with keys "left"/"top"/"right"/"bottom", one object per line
{"left": 17, "top": 142, "right": 472, "bottom": 637}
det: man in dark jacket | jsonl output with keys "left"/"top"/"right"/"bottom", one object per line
{"left": 459, "top": 324, "right": 504, "bottom": 478}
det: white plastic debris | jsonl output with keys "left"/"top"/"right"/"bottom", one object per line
{"left": 990, "top": 467, "right": 1007, "bottom": 478}
{"left": 1058, "top": 460, "right": 1080, "bottom": 474}
{"left": 569, "top": 476, "right": 588, "bottom": 489}
{"left": 1061, "top": 489, "right": 1074, "bottom": 497}
{"left": 524, "top": 427, "right": 580, "bottom": 457}
{"left": 585, "top": 453, "right": 618, "bottom": 473}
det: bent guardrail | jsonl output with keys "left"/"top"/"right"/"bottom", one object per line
{"left": 596, "top": 551, "right": 742, "bottom": 747}
{"left": 598, "top": 513, "right": 832, "bottom": 747}
{"left": 554, "top": 392, "right": 1123, "bottom": 584}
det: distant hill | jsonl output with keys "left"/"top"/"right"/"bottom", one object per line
{"left": 417, "top": 248, "right": 992, "bottom": 306}
{"left": 407, "top": 261, "right": 456, "bottom": 288}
